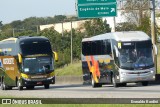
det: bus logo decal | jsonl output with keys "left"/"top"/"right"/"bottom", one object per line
{"left": 3, "top": 58, "right": 14, "bottom": 65}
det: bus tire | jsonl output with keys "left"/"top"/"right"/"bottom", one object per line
{"left": 97, "top": 83, "right": 102, "bottom": 87}
{"left": 1, "top": 78, "right": 9, "bottom": 90}
{"left": 119, "top": 83, "right": 127, "bottom": 87}
{"left": 1, "top": 80, "right": 12, "bottom": 90}
{"left": 17, "top": 80, "right": 23, "bottom": 91}
{"left": 91, "top": 75, "right": 101, "bottom": 88}
{"left": 112, "top": 76, "right": 119, "bottom": 88}
{"left": 1, "top": 81, "right": 5, "bottom": 90}
{"left": 44, "top": 84, "right": 50, "bottom": 89}
{"left": 142, "top": 81, "right": 148, "bottom": 86}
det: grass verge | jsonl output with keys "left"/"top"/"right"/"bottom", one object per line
{"left": 55, "top": 62, "right": 82, "bottom": 76}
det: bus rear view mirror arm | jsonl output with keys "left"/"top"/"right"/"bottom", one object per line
{"left": 18, "top": 53, "right": 22, "bottom": 63}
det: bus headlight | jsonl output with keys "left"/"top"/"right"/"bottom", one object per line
{"left": 21, "top": 73, "right": 31, "bottom": 81}
{"left": 153, "top": 76, "right": 155, "bottom": 79}
{"left": 47, "top": 76, "right": 54, "bottom": 80}
{"left": 150, "top": 71, "right": 154, "bottom": 74}
{"left": 22, "top": 77, "right": 31, "bottom": 81}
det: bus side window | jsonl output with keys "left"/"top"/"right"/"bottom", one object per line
{"left": 82, "top": 42, "right": 87, "bottom": 55}
{"left": 82, "top": 42, "right": 92, "bottom": 55}
{"left": 107, "top": 44, "right": 111, "bottom": 54}
{"left": 96, "top": 40, "right": 102, "bottom": 55}
{"left": 103, "top": 40, "right": 111, "bottom": 55}
{"left": 0, "top": 52, "right": 4, "bottom": 56}
{"left": 92, "top": 41, "right": 97, "bottom": 55}
{"left": 106, "top": 41, "right": 111, "bottom": 54}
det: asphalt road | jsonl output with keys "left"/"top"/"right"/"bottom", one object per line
{"left": 0, "top": 83, "right": 160, "bottom": 98}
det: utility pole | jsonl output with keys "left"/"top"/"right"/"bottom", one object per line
{"left": 113, "top": 17, "right": 116, "bottom": 32}
{"left": 37, "top": 25, "right": 39, "bottom": 34}
{"left": 12, "top": 28, "right": 15, "bottom": 37}
{"left": 62, "top": 21, "right": 64, "bottom": 37}
{"left": 150, "top": 0, "right": 157, "bottom": 73}
{"left": 71, "top": 21, "right": 73, "bottom": 64}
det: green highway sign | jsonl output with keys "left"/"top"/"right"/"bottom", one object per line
{"left": 78, "top": 0, "right": 116, "bottom": 5}
{"left": 78, "top": 3, "right": 117, "bottom": 18}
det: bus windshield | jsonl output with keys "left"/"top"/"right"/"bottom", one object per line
{"left": 119, "top": 40, "right": 154, "bottom": 70}
{"left": 23, "top": 57, "right": 53, "bottom": 74}
{"left": 20, "top": 41, "right": 52, "bottom": 55}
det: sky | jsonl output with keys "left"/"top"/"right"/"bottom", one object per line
{"left": 0, "top": 0, "right": 76, "bottom": 24}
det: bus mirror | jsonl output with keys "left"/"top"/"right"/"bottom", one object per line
{"left": 153, "top": 44, "right": 158, "bottom": 55}
{"left": 53, "top": 51, "right": 58, "bottom": 62}
{"left": 114, "top": 46, "right": 119, "bottom": 57}
{"left": 18, "top": 53, "right": 22, "bottom": 63}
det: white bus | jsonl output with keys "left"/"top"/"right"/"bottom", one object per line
{"left": 82, "top": 31, "right": 157, "bottom": 87}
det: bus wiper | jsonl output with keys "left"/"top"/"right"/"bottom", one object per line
{"left": 121, "top": 66, "right": 134, "bottom": 70}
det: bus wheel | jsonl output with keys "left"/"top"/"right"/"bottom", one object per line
{"left": 1, "top": 81, "right": 12, "bottom": 90}
{"left": 97, "top": 83, "right": 102, "bottom": 87}
{"left": 91, "top": 75, "right": 100, "bottom": 88}
{"left": 142, "top": 81, "right": 148, "bottom": 86}
{"left": 1, "top": 81, "right": 5, "bottom": 90}
{"left": 119, "top": 83, "right": 127, "bottom": 87}
{"left": 112, "top": 76, "right": 119, "bottom": 88}
{"left": 17, "top": 80, "right": 23, "bottom": 91}
{"left": 44, "top": 84, "right": 50, "bottom": 89}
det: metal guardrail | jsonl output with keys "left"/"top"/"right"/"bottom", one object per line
{"left": 55, "top": 76, "right": 83, "bottom": 84}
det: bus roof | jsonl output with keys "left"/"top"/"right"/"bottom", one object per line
{"left": 82, "top": 31, "right": 150, "bottom": 42}
{"left": 0, "top": 36, "right": 48, "bottom": 44}
{"left": 18, "top": 36, "right": 49, "bottom": 42}
{"left": 0, "top": 38, "right": 18, "bottom": 43}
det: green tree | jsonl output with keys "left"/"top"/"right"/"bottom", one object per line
{"left": 15, "top": 30, "right": 37, "bottom": 37}
{"left": 116, "top": 22, "right": 137, "bottom": 31}
{"left": 122, "top": 0, "right": 150, "bottom": 26}
{"left": 54, "top": 15, "right": 67, "bottom": 23}
{"left": 0, "top": 21, "right": 3, "bottom": 28}
{"left": 11, "top": 20, "right": 22, "bottom": 28}
{"left": 137, "top": 17, "right": 151, "bottom": 35}
{"left": 71, "top": 29, "right": 84, "bottom": 60}
{"left": 40, "top": 27, "right": 60, "bottom": 50}
{"left": 84, "top": 18, "right": 111, "bottom": 37}
{"left": 1, "top": 24, "right": 13, "bottom": 38}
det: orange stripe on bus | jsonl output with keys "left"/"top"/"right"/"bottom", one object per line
{"left": 86, "top": 56, "right": 100, "bottom": 83}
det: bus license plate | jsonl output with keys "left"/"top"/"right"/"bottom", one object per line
{"left": 37, "top": 82, "right": 42, "bottom": 85}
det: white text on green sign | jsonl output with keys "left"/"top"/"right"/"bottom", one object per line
{"left": 78, "top": 3, "right": 117, "bottom": 18}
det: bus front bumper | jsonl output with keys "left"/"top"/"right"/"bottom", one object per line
{"left": 21, "top": 76, "right": 55, "bottom": 86}
{"left": 119, "top": 73, "right": 155, "bottom": 83}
